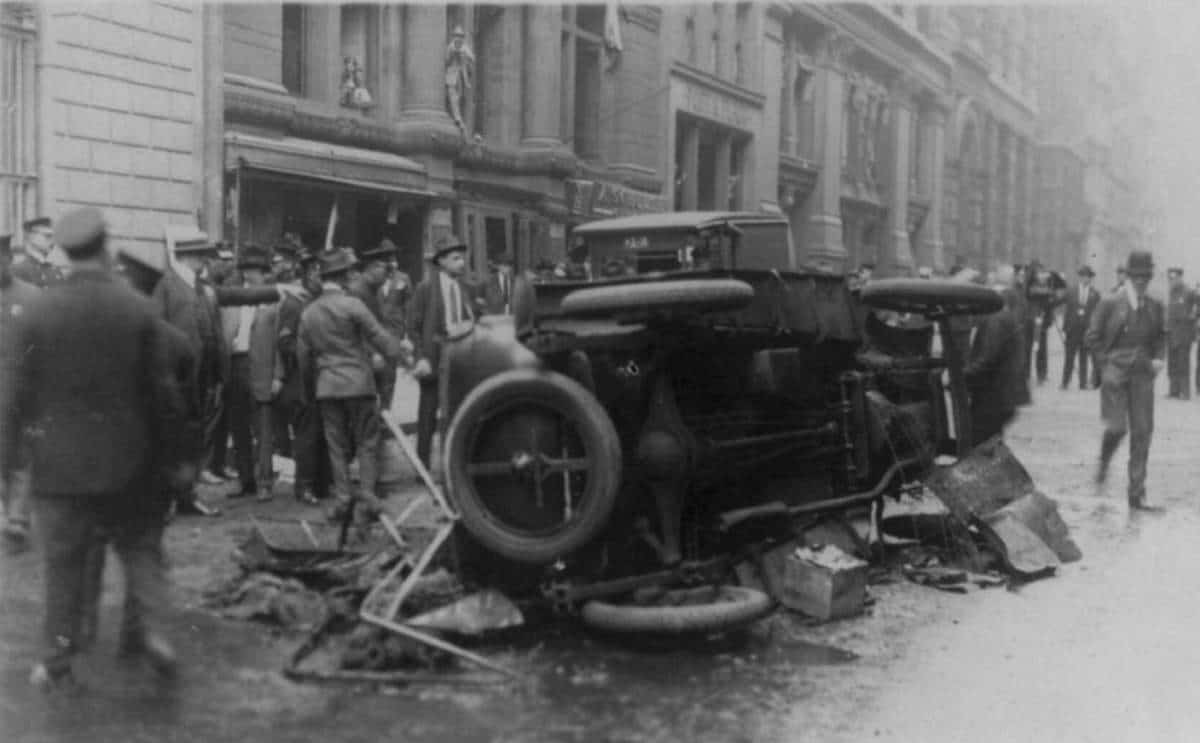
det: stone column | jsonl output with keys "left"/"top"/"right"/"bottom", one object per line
{"left": 680, "top": 122, "right": 700, "bottom": 210}
{"left": 919, "top": 99, "right": 948, "bottom": 271}
{"left": 885, "top": 83, "right": 915, "bottom": 276}
{"left": 402, "top": 4, "right": 450, "bottom": 120}
{"left": 803, "top": 31, "right": 851, "bottom": 271}
{"left": 779, "top": 41, "right": 796, "bottom": 157}
{"left": 201, "top": 2, "right": 224, "bottom": 239}
{"left": 377, "top": 5, "right": 404, "bottom": 120}
{"left": 522, "top": 5, "right": 562, "bottom": 147}
{"left": 304, "top": 5, "right": 341, "bottom": 105}
{"left": 714, "top": 133, "right": 733, "bottom": 210}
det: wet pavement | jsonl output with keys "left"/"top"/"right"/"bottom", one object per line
{"left": 4, "top": 342, "right": 1199, "bottom": 742}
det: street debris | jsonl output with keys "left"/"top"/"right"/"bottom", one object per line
{"left": 759, "top": 542, "right": 869, "bottom": 621}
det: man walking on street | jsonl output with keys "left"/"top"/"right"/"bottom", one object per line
{"left": 408, "top": 236, "right": 478, "bottom": 469}
{"left": 1086, "top": 251, "right": 1166, "bottom": 511}
{"left": 1062, "top": 265, "right": 1101, "bottom": 390}
{"left": 298, "top": 248, "right": 407, "bottom": 520}
{"left": 0, "top": 234, "right": 40, "bottom": 554}
{"left": 1024, "top": 261, "right": 1065, "bottom": 385}
{"left": 1164, "top": 267, "right": 1196, "bottom": 400}
{"left": 0, "top": 208, "right": 187, "bottom": 690}
{"left": 965, "top": 266, "right": 1029, "bottom": 446}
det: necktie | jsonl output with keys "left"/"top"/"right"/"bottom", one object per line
{"left": 449, "top": 279, "right": 461, "bottom": 325}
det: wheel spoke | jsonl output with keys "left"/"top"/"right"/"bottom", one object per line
{"left": 466, "top": 461, "right": 514, "bottom": 477}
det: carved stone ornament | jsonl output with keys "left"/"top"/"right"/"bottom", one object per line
{"left": 339, "top": 56, "right": 373, "bottom": 109}
{"left": 444, "top": 25, "right": 476, "bottom": 134}
{"left": 816, "top": 30, "right": 856, "bottom": 71}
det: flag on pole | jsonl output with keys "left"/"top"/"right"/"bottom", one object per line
{"left": 324, "top": 198, "right": 339, "bottom": 253}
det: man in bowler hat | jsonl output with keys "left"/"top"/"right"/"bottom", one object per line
{"left": 1061, "top": 265, "right": 1101, "bottom": 390}
{"left": 407, "top": 235, "right": 479, "bottom": 469}
{"left": 1085, "top": 251, "right": 1166, "bottom": 510}
{"left": 1, "top": 208, "right": 187, "bottom": 689}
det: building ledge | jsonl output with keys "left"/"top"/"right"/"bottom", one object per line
{"left": 671, "top": 62, "right": 766, "bottom": 109}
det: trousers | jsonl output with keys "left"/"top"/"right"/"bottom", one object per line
{"left": 288, "top": 398, "right": 330, "bottom": 499}
{"left": 416, "top": 379, "right": 439, "bottom": 468}
{"left": 254, "top": 401, "right": 276, "bottom": 490}
{"left": 1167, "top": 342, "right": 1192, "bottom": 398}
{"left": 319, "top": 397, "right": 381, "bottom": 505}
{"left": 1061, "top": 333, "right": 1091, "bottom": 388}
{"left": 1099, "top": 361, "right": 1156, "bottom": 502}
{"left": 36, "top": 495, "right": 168, "bottom": 671}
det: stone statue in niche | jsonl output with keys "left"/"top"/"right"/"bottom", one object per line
{"left": 340, "top": 56, "right": 373, "bottom": 109}
{"left": 445, "top": 25, "right": 475, "bottom": 134}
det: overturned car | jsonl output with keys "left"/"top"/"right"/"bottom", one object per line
{"left": 435, "top": 211, "right": 999, "bottom": 631}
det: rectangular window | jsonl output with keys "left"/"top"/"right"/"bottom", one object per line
{"left": 281, "top": 4, "right": 305, "bottom": 96}
{"left": 1, "top": 6, "right": 37, "bottom": 236}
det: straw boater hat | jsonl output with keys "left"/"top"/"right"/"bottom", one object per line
{"left": 164, "top": 225, "right": 216, "bottom": 256}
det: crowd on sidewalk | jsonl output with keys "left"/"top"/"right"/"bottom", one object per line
{"left": 0, "top": 209, "right": 520, "bottom": 692}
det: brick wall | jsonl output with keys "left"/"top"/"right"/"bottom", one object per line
{"left": 42, "top": 2, "right": 201, "bottom": 250}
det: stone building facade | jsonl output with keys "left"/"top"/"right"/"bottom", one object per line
{"left": 1, "top": 2, "right": 204, "bottom": 249}
{"left": 2, "top": 3, "right": 1157, "bottom": 283}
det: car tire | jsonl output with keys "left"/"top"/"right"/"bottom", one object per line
{"left": 580, "top": 585, "right": 774, "bottom": 636}
{"left": 444, "top": 369, "right": 622, "bottom": 565}
{"left": 559, "top": 278, "right": 755, "bottom": 317}
{"left": 859, "top": 278, "right": 1003, "bottom": 316}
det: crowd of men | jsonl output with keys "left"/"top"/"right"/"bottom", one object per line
{"left": 0, "top": 209, "right": 520, "bottom": 691}
{"left": 855, "top": 249, "right": 1170, "bottom": 513}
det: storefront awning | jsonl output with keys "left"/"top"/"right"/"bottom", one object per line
{"left": 225, "top": 132, "right": 435, "bottom": 198}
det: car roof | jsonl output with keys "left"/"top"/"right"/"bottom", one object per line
{"left": 572, "top": 211, "right": 788, "bottom": 236}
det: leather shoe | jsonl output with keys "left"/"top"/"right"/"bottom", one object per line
{"left": 176, "top": 498, "right": 222, "bottom": 517}
{"left": 199, "top": 470, "right": 225, "bottom": 485}
{"left": 1129, "top": 499, "right": 1165, "bottom": 513}
{"left": 29, "top": 662, "right": 83, "bottom": 694}
{"left": 141, "top": 633, "right": 178, "bottom": 679}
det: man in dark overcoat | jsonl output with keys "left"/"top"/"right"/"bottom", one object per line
{"left": 1086, "top": 251, "right": 1166, "bottom": 510}
{"left": 298, "top": 248, "right": 407, "bottom": 519}
{"left": 0, "top": 234, "right": 40, "bottom": 553}
{"left": 406, "top": 236, "right": 479, "bottom": 469}
{"left": 965, "top": 270, "right": 1028, "bottom": 446}
{"left": 1061, "top": 265, "right": 1101, "bottom": 390}
{"left": 276, "top": 249, "right": 327, "bottom": 504}
{"left": 1164, "top": 267, "right": 1197, "bottom": 399}
{"left": 0, "top": 209, "right": 187, "bottom": 689}
{"left": 11, "top": 216, "right": 63, "bottom": 288}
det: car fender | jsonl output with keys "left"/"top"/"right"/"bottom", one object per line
{"left": 443, "top": 314, "right": 542, "bottom": 419}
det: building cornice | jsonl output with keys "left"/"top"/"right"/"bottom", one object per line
{"left": 671, "top": 62, "right": 766, "bottom": 109}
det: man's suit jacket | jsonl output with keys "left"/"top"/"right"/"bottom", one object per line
{"left": 221, "top": 301, "right": 282, "bottom": 403}
{"left": 10, "top": 254, "right": 63, "bottom": 288}
{"left": 297, "top": 285, "right": 405, "bottom": 400}
{"left": 1084, "top": 292, "right": 1166, "bottom": 365}
{"left": 407, "top": 272, "right": 479, "bottom": 376}
{"left": 1062, "top": 283, "right": 1101, "bottom": 339}
{"left": 1165, "top": 285, "right": 1197, "bottom": 347}
{"left": 0, "top": 270, "right": 183, "bottom": 496}
{"left": 379, "top": 273, "right": 411, "bottom": 338}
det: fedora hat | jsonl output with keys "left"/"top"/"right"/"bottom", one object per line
{"left": 427, "top": 234, "right": 467, "bottom": 264}
{"left": 1126, "top": 251, "right": 1154, "bottom": 279}
{"left": 358, "top": 239, "right": 397, "bottom": 263}
{"left": 237, "top": 243, "right": 271, "bottom": 271}
{"left": 319, "top": 246, "right": 359, "bottom": 278}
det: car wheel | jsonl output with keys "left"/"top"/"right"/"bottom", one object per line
{"left": 859, "top": 278, "right": 1004, "bottom": 316}
{"left": 580, "top": 585, "right": 774, "bottom": 636}
{"left": 558, "top": 278, "right": 755, "bottom": 318}
{"left": 444, "top": 369, "right": 622, "bottom": 565}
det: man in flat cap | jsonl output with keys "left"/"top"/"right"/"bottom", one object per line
{"left": 1061, "top": 265, "right": 1101, "bottom": 390}
{"left": 1085, "top": 251, "right": 1166, "bottom": 511}
{"left": 407, "top": 235, "right": 479, "bottom": 469}
{"left": 1, "top": 208, "right": 187, "bottom": 689}
{"left": 298, "top": 248, "right": 408, "bottom": 521}
{"left": 12, "top": 216, "right": 62, "bottom": 288}
{"left": 1164, "top": 267, "right": 1196, "bottom": 400}
{"left": 351, "top": 241, "right": 410, "bottom": 410}
{"left": 0, "top": 234, "right": 40, "bottom": 553}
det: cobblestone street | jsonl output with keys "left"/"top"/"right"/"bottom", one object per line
{"left": 3, "top": 341, "right": 1199, "bottom": 742}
